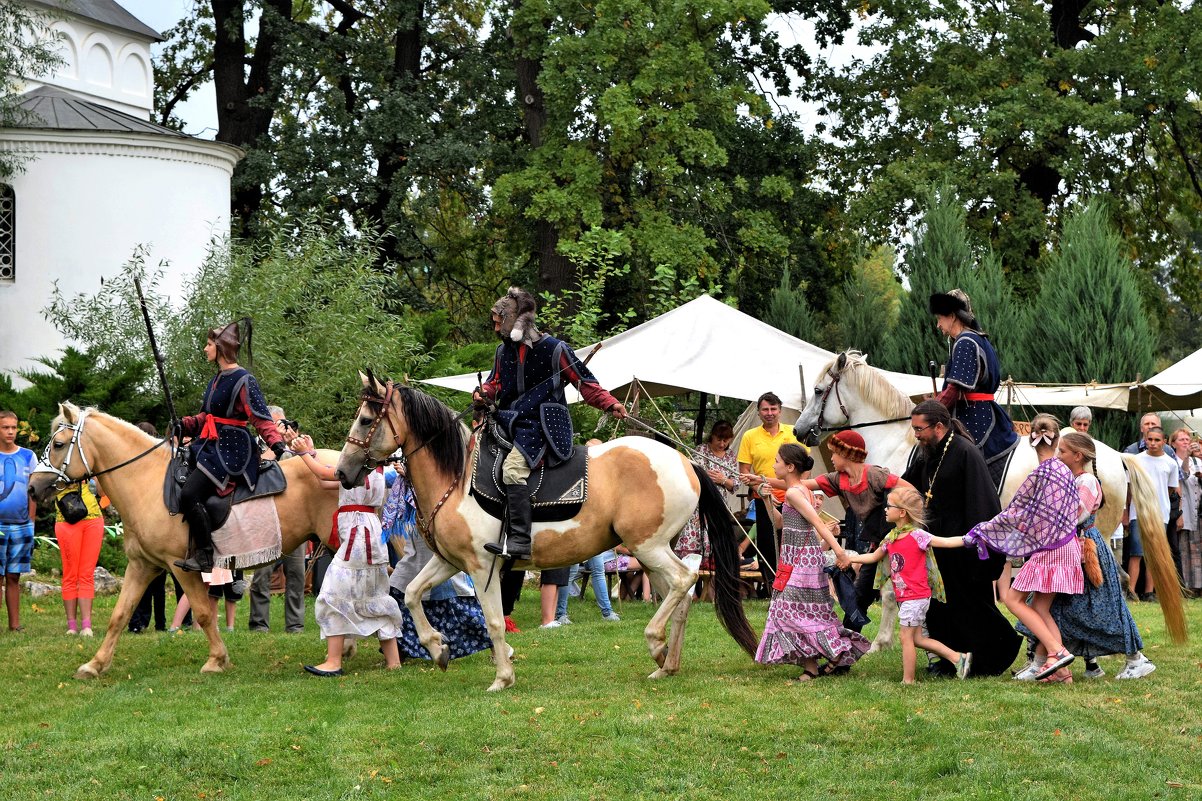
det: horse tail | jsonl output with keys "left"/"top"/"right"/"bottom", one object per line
{"left": 693, "top": 464, "right": 759, "bottom": 657}
{"left": 1122, "top": 453, "right": 1187, "bottom": 644}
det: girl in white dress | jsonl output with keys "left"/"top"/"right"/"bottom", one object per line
{"left": 294, "top": 434, "right": 403, "bottom": 676}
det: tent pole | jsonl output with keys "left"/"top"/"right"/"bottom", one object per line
{"left": 695, "top": 393, "right": 708, "bottom": 445}
{"left": 799, "top": 365, "right": 807, "bottom": 405}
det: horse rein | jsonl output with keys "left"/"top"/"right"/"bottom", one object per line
{"left": 809, "top": 366, "right": 912, "bottom": 434}
{"left": 33, "top": 411, "right": 170, "bottom": 489}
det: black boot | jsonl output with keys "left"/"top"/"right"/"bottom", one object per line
{"left": 175, "top": 502, "right": 215, "bottom": 573}
{"left": 485, "top": 483, "right": 532, "bottom": 560}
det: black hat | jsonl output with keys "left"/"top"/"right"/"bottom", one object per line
{"left": 928, "top": 289, "right": 981, "bottom": 332}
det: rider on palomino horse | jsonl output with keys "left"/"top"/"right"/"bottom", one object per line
{"left": 929, "top": 289, "right": 1018, "bottom": 480}
{"left": 174, "top": 319, "right": 287, "bottom": 573}
{"left": 472, "top": 287, "right": 628, "bottom": 560}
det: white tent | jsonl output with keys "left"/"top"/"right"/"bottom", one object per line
{"left": 1130, "top": 346, "right": 1202, "bottom": 412}
{"left": 421, "top": 294, "right": 1130, "bottom": 413}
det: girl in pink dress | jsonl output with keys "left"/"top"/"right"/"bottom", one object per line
{"left": 848, "top": 486, "right": 972, "bottom": 683}
{"left": 754, "top": 444, "right": 868, "bottom": 681}
{"left": 963, "top": 414, "right": 1083, "bottom": 683}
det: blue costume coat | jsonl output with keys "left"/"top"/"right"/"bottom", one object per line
{"left": 184, "top": 367, "right": 275, "bottom": 492}
{"left": 944, "top": 331, "right": 1018, "bottom": 462}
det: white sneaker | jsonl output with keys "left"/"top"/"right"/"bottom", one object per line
{"left": 555, "top": 615, "right": 573, "bottom": 626}
{"left": 1084, "top": 662, "right": 1105, "bottom": 679}
{"left": 538, "top": 620, "right": 562, "bottom": 629}
{"left": 1116, "top": 654, "right": 1156, "bottom": 679}
{"left": 602, "top": 612, "right": 621, "bottom": 622}
{"left": 80, "top": 627, "right": 93, "bottom": 638}
{"left": 1012, "top": 660, "right": 1040, "bottom": 681}
{"left": 66, "top": 628, "right": 78, "bottom": 636}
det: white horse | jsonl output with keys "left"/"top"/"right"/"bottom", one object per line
{"left": 792, "top": 351, "right": 1186, "bottom": 650}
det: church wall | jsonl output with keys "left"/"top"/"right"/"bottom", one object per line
{"left": 0, "top": 132, "right": 239, "bottom": 380}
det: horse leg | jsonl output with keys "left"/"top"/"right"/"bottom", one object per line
{"left": 404, "top": 555, "right": 461, "bottom": 672}
{"left": 869, "top": 580, "right": 897, "bottom": 653}
{"left": 631, "top": 546, "right": 695, "bottom": 679}
{"left": 470, "top": 564, "right": 515, "bottom": 692}
{"left": 75, "top": 559, "right": 160, "bottom": 680}
{"left": 171, "top": 567, "right": 231, "bottom": 673}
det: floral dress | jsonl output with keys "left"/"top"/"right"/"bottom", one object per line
{"left": 755, "top": 493, "right": 870, "bottom": 668}
{"left": 314, "top": 467, "right": 404, "bottom": 641}
{"left": 674, "top": 444, "right": 738, "bottom": 562}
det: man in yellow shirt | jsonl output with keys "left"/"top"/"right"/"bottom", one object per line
{"left": 737, "top": 392, "right": 802, "bottom": 594}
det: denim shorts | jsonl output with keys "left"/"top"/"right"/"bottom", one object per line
{"left": 0, "top": 521, "right": 34, "bottom": 574}
{"left": 1123, "top": 519, "right": 1145, "bottom": 559}
{"left": 898, "top": 598, "right": 931, "bottom": 628}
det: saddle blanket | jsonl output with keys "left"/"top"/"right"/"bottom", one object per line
{"left": 212, "top": 496, "right": 282, "bottom": 570}
{"left": 470, "top": 427, "right": 589, "bottom": 522}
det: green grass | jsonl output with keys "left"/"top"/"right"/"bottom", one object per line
{"left": 2, "top": 591, "right": 1201, "bottom": 800}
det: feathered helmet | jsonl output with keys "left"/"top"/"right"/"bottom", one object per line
{"left": 928, "top": 288, "right": 982, "bottom": 333}
{"left": 207, "top": 317, "right": 253, "bottom": 367}
{"left": 491, "top": 287, "right": 540, "bottom": 347}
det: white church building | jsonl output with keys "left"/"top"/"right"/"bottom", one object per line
{"left": 0, "top": 0, "right": 240, "bottom": 382}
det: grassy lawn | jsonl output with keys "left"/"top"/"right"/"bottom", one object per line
{"left": 2, "top": 589, "right": 1200, "bottom": 801}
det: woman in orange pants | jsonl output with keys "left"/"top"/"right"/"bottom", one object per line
{"left": 56, "top": 481, "right": 105, "bottom": 636}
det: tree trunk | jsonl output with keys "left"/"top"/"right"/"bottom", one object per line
{"left": 511, "top": 3, "right": 574, "bottom": 307}
{"left": 211, "top": 0, "right": 292, "bottom": 238}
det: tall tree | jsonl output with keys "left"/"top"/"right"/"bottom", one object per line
{"left": 832, "top": 244, "right": 902, "bottom": 362}
{"left": 810, "top": 0, "right": 1202, "bottom": 296}
{"left": 0, "top": 1, "right": 64, "bottom": 176}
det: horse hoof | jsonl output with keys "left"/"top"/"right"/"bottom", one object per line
{"left": 648, "top": 668, "right": 674, "bottom": 680}
{"left": 650, "top": 645, "right": 667, "bottom": 668}
{"left": 487, "top": 678, "right": 514, "bottom": 692}
{"left": 435, "top": 647, "right": 450, "bottom": 672}
{"left": 200, "top": 657, "right": 230, "bottom": 674}
{"left": 343, "top": 640, "right": 358, "bottom": 660}
{"left": 74, "top": 663, "right": 100, "bottom": 680}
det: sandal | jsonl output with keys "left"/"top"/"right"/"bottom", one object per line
{"left": 797, "top": 669, "right": 820, "bottom": 683}
{"left": 1039, "top": 667, "right": 1073, "bottom": 684}
{"left": 1034, "top": 649, "right": 1075, "bottom": 681}
{"left": 818, "top": 662, "right": 850, "bottom": 677}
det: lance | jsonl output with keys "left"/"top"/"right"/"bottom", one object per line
{"left": 133, "top": 276, "right": 179, "bottom": 434}
{"left": 928, "top": 359, "right": 940, "bottom": 396}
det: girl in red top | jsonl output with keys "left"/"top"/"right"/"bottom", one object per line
{"left": 848, "top": 486, "right": 972, "bottom": 683}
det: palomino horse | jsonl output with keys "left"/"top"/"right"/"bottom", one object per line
{"left": 27, "top": 403, "right": 339, "bottom": 678}
{"left": 334, "top": 373, "right": 758, "bottom": 691}
{"left": 792, "top": 351, "right": 1186, "bottom": 649}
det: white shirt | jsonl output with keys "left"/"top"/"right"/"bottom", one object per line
{"left": 1128, "top": 451, "right": 1179, "bottom": 523}
{"left": 1178, "top": 454, "right": 1202, "bottom": 532}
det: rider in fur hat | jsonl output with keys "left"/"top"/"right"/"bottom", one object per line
{"left": 928, "top": 289, "right": 1018, "bottom": 470}
{"left": 174, "top": 318, "right": 287, "bottom": 572}
{"left": 473, "top": 287, "right": 627, "bottom": 559}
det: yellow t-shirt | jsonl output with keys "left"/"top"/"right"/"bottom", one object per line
{"left": 55, "top": 482, "right": 103, "bottom": 523}
{"left": 736, "top": 426, "right": 803, "bottom": 504}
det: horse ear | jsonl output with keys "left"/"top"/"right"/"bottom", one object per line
{"left": 59, "top": 401, "right": 77, "bottom": 423}
{"left": 836, "top": 352, "right": 848, "bottom": 371}
{"left": 358, "top": 370, "right": 371, "bottom": 389}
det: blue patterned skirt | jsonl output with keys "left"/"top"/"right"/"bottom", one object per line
{"left": 389, "top": 588, "right": 493, "bottom": 660}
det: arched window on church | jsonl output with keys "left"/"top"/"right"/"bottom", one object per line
{"left": 0, "top": 184, "right": 14, "bottom": 282}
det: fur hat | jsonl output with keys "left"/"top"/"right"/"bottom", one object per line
{"left": 828, "top": 429, "right": 867, "bottom": 463}
{"left": 207, "top": 317, "right": 252, "bottom": 366}
{"left": 928, "top": 289, "right": 981, "bottom": 332}
{"left": 491, "top": 287, "right": 540, "bottom": 347}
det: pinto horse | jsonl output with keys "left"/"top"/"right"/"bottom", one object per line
{"left": 27, "top": 402, "right": 339, "bottom": 678}
{"left": 792, "top": 351, "right": 1186, "bottom": 649}
{"left": 334, "top": 372, "right": 758, "bottom": 692}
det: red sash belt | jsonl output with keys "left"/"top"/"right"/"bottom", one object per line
{"left": 330, "top": 504, "right": 377, "bottom": 556}
{"left": 964, "top": 393, "right": 995, "bottom": 402}
{"left": 199, "top": 415, "right": 246, "bottom": 440}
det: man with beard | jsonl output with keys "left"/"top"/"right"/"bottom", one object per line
{"left": 473, "top": 287, "right": 627, "bottom": 560}
{"left": 902, "top": 399, "right": 1021, "bottom": 676}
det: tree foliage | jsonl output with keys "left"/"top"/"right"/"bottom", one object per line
{"left": 0, "top": 1, "right": 65, "bottom": 176}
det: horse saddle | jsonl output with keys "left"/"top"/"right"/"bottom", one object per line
{"left": 470, "top": 425, "right": 588, "bottom": 522}
{"left": 163, "top": 453, "right": 288, "bottom": 531}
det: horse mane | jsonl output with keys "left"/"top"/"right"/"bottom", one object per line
{"left": 53, "top": 405, "right": 158, "bottom": 444}
{"left": 834, "top": 351, "right": 915, "bottom": 418}
{"left": 395, "top": 386, "right": 468, "bottom": 479}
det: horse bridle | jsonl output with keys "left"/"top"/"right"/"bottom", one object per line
{"left": 33, "top": 410, "right": 169, "bottom": 489}
{"left": 808, "top": 364, "right": 912, "bottom": 436}
{"left": 345, "top": 380, "right": 405, "bottom": 467}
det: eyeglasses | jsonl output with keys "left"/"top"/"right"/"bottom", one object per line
{"left": 883, "top": 503, "right": 901, "bottom": 509}
{"left": 911, "top": 423, "right": 935, "bottom": 433}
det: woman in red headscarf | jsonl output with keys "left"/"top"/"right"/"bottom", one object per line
{"left": 802, "top": 429, "right": 914, "bottom": 632}
{"left": 174, "top": 319, "right": 286, "bottom": 572}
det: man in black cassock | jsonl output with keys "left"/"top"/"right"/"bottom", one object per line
{"left": 902, "top": 400, "right": 1022, "bottom": 676}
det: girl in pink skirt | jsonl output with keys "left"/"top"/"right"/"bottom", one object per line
{"left": 963, "top": 414, "right": 1083, "bottom": 683}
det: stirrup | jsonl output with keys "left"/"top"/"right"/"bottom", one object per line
{"left": 484, "top": 538, "right": 511, "bottom": 558}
